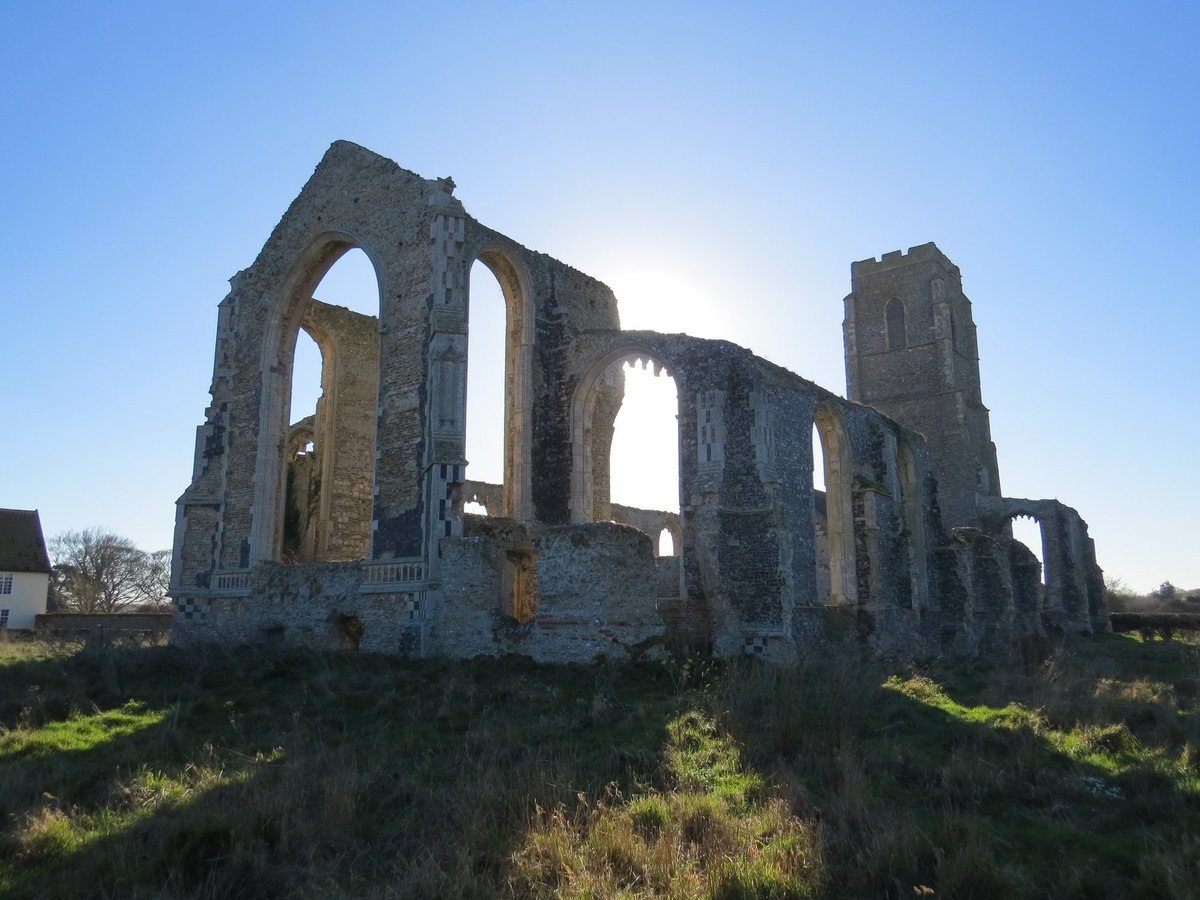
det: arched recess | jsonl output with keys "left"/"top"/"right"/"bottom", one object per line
{"left": 897, "top": 441, "right": 928, "bottom": 609}
{"left": 886, "top": 297, "right": 907, "bottom": 350}
{"left": 466, "top": 248, "right": 534, "bottom": 522}
{"left": 813, "top": 403, "right": 857, "bottom": 606}
{"left": 249, "top": 233, "right": 383, "bottom": 566}
{"left": 570, "top": 346, "right": 681, "bottom": 531}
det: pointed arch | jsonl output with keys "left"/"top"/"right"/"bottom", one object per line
{"left": 249, "top": 232, "right": 384, "bottom": 565}
{"left": 570, "top": 345, "right": 680, "bottom": 527}
{"left": 466, "top": 247, "right": 535, "bottom": 521}
{"left": 1008, "top": 514, "right": 1046, "bottom": 587}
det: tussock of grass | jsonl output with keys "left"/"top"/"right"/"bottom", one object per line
{"left": 510, "top": 714, "right": 821, "bottom": 897}
{"left": 1, "top": 633, "right": 1199, "bottom": 897}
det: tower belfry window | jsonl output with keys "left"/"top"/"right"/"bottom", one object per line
{"left": 886, "top": 298, "right": 906, "bottom": 350}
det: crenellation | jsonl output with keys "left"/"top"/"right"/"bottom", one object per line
{"left": 852, "top": 242, "right": 963, "bottom": 279}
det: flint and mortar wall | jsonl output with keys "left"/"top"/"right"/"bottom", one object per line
{"left": 845, "top": 243, "right": 1002, "bottom": 529}
{"left": 432, "top": 520, "right": 668, "bottom": 662}
{"left": 172, "top": 144, "right": 1109, "bottom": 665}
{"left": 297, "top": 299, "right": 379, "bottom": 562}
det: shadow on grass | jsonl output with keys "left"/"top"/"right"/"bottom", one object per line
{"left": 0, "top": 644, "right": 689, "bottom": 898}
{"left": 4, "top": 637, "right": 1199, "bottom": 898}
{"left": 715, "top": 640, "right": 1200, "bottom": 899}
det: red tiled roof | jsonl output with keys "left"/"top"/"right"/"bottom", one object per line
{"left": 0, "top": 509, "right": 52, "bottom": 573}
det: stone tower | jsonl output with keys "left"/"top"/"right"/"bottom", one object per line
{"left": 843, "top": 243, "right": 1002, "bottom": 529}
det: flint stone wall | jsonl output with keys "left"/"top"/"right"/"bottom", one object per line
{"left": 171, "top": 143, "right": 1110, "bottom": 665}
{"left": 431, "top": 520, "right": 670, "bottom": 663}
{"left": 170, "top": 563, "right": 424, "bottom": 653}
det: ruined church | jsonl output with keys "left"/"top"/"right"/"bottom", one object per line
{"left": 170, "top": 141, "right": 1109, "bottom": 661}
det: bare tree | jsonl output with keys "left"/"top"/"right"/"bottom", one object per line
{"left": 140, "top": 549, "right": 172, "bottom": 609}
{"left": 50, "top": 529, "right": 170, "bottom": 613}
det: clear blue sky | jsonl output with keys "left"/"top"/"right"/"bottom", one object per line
{"left": 2, "top": 1, "right": 1196, "bottom": 593}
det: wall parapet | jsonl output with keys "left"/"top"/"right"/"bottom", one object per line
{"left": 851, "top": 242, "right": 961, "bottom": 278}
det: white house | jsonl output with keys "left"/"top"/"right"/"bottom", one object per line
{"left": 0, "top": 508, "right": 51, "bottom": 630}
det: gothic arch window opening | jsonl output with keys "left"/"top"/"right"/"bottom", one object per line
{"left": 465, "top": 260, "right": 507, "bottom": 498}
{"left": 658, "top": 528, "right": 675, "bottom": 557}
{"left": 462, "top": 250, "right": 534, "bottom": 522}
{"left": 273, "top": 245, "right": 381, "bottom": 565}
{"left": 886, "top": 297, "right": 907, "bottom": 350}
{"left": 571, "top": 349, "right": 682, "bottom": 562}
{"left": 289, "top": 330, "right": 323, "bottom": 427}
{"left": 610, "top": 358, "right": 679, "bottom": 522}
{"left": 1009, "top": 513, "right": 1046, "bottom": 586}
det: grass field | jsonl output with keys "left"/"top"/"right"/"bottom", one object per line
{"left": 1, "top": 631, "right": 1198, "bottom": 898}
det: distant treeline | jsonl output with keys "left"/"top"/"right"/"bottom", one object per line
{"left": 1110, "top": 611, "right": 1200, "bottom": 641}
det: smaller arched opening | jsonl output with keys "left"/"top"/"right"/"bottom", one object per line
{"left": 658, "top": 528, "right": 675, "bottom": 557}
{"left": 813, "top": 403, "right": 857, "bottom": 606}
{"left": 461, "top": 480, "right": 501, "bottom": 519}
{"left": 886, "top": 297, "right": 907, "bottom": 350}
{"left": 283, "top": 418, "right": 318, "bottom": 562}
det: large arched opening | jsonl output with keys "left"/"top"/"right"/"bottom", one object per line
{"left": 463, "top": 249, "right": 533, "bottom": 522}
{"left": 257, "top": 239, "right": 382, "bottom": 565}
{"left": 1009, "top": 514, "right": 1046, "bottom": 588}
{"left": 610, "top": 359, "right": 681, "bottom": 556}
{"left": 570, "top": 348, "right": 682, "bottom": 563}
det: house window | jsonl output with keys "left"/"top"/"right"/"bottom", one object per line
{"left": 0, "top": 574, "right": 12, "bottom": 595}
{"left": 0, "top": 609, "right": 8, "bottom": 629}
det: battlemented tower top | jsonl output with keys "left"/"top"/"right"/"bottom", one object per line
{"left": 851, "top": 242, "right": 961, "bottom": 280}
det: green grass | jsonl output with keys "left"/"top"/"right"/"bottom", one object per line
{"left": 0, "top": 632, "right": 1198, "bottom": 897}
{"left": 512, "top": 710, "right": 820, "bottom": 897}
